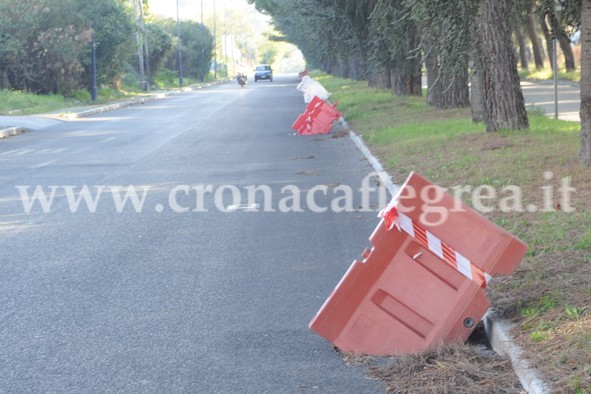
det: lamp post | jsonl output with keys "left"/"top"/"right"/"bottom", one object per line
{"left": 553, "top": 0, "right": 563, "bottom": 119}
{"left": 176, "top": 0, "right": 183, "bottom": 87}
{"left": 223, "top": 0, "right": 228, "bottom": 78}
{"left": 91, "top": 26, "right": 97, "bottom": 102}
{"left": 201, "top": 0, "right": 205, "bottom": 82}
{"left": 139, "top": 0, "right": 151, "bottom": 90}
{"left": 213, "top": 0, "right": 217, "bottom": 79}
{"left": 133, "top": 0, "right": 146, "bottom": 91}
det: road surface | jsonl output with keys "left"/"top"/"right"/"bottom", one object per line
{"left": 0, "top": 76, "right": 386, "bottom": 393}
{"left": 521, "top": 80, "right": 581, "bottom": 121}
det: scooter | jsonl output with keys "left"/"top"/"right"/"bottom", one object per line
{"left": 237, "top": 74, "right": 247, "bottom": 88}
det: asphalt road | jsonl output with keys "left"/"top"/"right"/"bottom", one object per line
{"left": 521, "top": 79, "right": 581, "bottom": 121}
{"left": 0, "top": 76, "right": 386, "bottom": 393}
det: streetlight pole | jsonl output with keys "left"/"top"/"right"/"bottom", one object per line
{"left": 553, "top": 0, "right": 562, "bottom": 120}
{"left": 213, "top": 0, "right": 217, "bottom": 79}
{"left": 91, "top": 25, "right": 97, "bottom": 102}
{"left": 201, "top": 0, "right": 205, "bottom": 81}
{"left": 133, "top": 0, "right": 146, "bottom": 91}
{"left": 139, "top": 0, "right": 151, "bottom": 90}
{"left": 224, "top": 0, "right": 228, "bottom": 78}
{"left": 176, "top": 0, "right": 183, "bottom": 87}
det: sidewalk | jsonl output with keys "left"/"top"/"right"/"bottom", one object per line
{"left": 0, "top": 80, "right": 229, "bottom": 139}
{"left": 521, "top": 79, "right": 580, "bottom": 122}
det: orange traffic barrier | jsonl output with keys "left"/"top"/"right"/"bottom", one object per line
{"left": 309, "top": 172, "right": 527, "bottom": 355}
{"left": 291, "top": 96, "right": 342, "bottom": 135}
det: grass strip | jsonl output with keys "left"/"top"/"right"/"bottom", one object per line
{"left": 316, "top": 72, "right": 591, "bottom": 393}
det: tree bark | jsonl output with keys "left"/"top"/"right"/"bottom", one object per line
{"left": 515, "top": 29, "right": 529, "bottom": 70}
{"left": 525, "top": 1, "right": 546, "bottom": 69}
{"left": 0, "top": 69, "right": 10, "bottom": 90}
{"left": 553, "top": 16, "right": 576, "bottom": 71}
{"left": 435, "top": 63, "right": 469, "bottom": 109}
{"left": 542, "top": 12, "right": 577, "bottom": 72}
{"left": 478, "top": 0, "right": 529, "bottom": 132}
{"left": 368, "top": 69, "right": 392, "bottom": 89}
{"left": 580, "top": 0, "right": 591, "bottom": 165}
{"left": 470, "top": 64, "right": 485, "bottom": 123}
{"left": 425, "top": 50, "right": 440, "bottom": 106}
{"left": 540, "top": 13, "right": 554, "bottom": 70}
{"left": 391, "top": 62, "right": 422, "bottom": 96}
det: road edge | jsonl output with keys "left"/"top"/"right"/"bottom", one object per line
{"left": 0, "top": 126, "right": 26, "bottom": 139}
{"left": 347, "top": 128, "right": 550, "bottom": 394}
{"left": 63, "top": 80, "right": 230, "bottom": 120}
{"left": 484, "top": 310, "right": 551, "bottom": 393}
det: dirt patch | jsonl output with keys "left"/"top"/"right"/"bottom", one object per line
{"left": 368, "top": 344, "right": 523, "bottom": 393}
{"left": 515, "top": 315, "right": 591, "bottom": 393}
{"left": 331, "top": 127, "right": 350, "bottom": 139}
{"left": 489, "top": 250, "right": 591, "bottom": 319}
{"left": 297, "top": 170, "right": 320, "bottom": 176}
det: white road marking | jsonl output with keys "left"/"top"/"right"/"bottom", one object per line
{"left": 32, "top": 160, "right": 58, "bottom": 169}
{"left": 0, "top": 149, "right": 21, "bottom": 156}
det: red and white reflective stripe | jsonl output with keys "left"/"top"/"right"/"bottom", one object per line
{"left": 379, "top": 203, "right": 491, "bottom": 288}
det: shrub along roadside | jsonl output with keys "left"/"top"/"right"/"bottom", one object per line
{"left": 0, "top": 69, "right": 209, "bottom": 116}
{"left": 318, "top": 73, "right": 591, "bottom": 393}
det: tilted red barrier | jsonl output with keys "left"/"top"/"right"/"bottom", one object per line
{"left": 309, "top": 172, "right": 527, "bottom": 355}
{"left": 291, "top": 96, "right": 342, "bottom": 135}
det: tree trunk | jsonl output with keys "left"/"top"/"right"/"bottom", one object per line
{"left": 525, "top": 4, "right": 546, "bottom": 69}
{"left": 540, "top": 13, "right": 554, "bottom": 70}
{"left": 425, "top": 50, "right": 440, "bottom": 106}
{"left": 478, "top": 0, "right": 529, "bottom": 132}
{"left": 470, "top": 64, "right": 485, "bottom": 123}
{"left": 515, "top": 28, "right": 529, "bottom": 70}
{"left": 0, "top": 69, "right": 10, "bottom": 90}
{"left": 546, "top": 12, "right": 576, "bottom": 71}
{"left": 580, "top": 0, "right": 591, "bottom": 165}
{"left": 391, "top": 58, "right": 422, "bottom": 97}
{"left": 555, "top": 20, "right": 576, "bottom": 71}
{"left": 368, "top": 69, "right": 392, "bottom": 89}
{"left": 542, "top": 12, "right": 576, "bottom": 72}
{"left": 435, "top": 59, "right": 469, "bottom": 109}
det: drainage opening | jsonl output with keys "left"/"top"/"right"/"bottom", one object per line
{"left": 467, "top": 321, "right": 493, "bottom": 350}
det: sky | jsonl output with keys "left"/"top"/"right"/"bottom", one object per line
{"left": 147, "top": 0, "right": 305, "bottom": 72}
{"left": 149, "top": 0, "right": 259, "bottom": 21}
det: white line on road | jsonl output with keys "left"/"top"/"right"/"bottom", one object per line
{"left": 32, "top": 160, "right": 57, "bottom": 169}
{"left": 0, "top": 149, "right": 21, "bottom": 156}
{"left": 36, "top": 148, "right": 68, "bottom": 154}
{"left": 103, "top": 137, "right": 116, "bottom": 143}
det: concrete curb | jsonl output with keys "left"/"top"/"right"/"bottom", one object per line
{"left": 63, "top": 80, "right": 229, "bottom": 120}
{"left": 484, "top": 311, "right": 550, "bottom": 393}
{"left": 348, "top": 130, "right": 399, "bottom": 197}
{"left": 1, "top": 80, "right": 229, "bottom": 139}
{"left": 0, "top": 126, "right": 26, "bottom": 139}
{"left": 347, "top": 128, "right": 549, "bottom": 393}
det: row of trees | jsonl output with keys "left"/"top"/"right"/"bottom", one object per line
{"left": 249, "top": 0, "right": 591, "bottom": 165}
{"left": 0, "top": 0, "right": 213, "bottom": 95}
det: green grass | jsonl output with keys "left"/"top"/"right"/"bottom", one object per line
{"left": 0, "top": 90, "right": 83, "bottom": 115}
{"left": 313, "top": 71, "right": 591, "bottom": 393}
{"left": 0, "top": 69, "right": 219, "bottom": 116}
{"left": 519, "top": 65, "right": 581, "bottom": 82}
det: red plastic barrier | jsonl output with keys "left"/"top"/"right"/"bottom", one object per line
{"left": 309, "top": 172, "right": 527, "bottom": 355}
{"left": 291, "top": 97, "right": 342, "bottom": 135}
